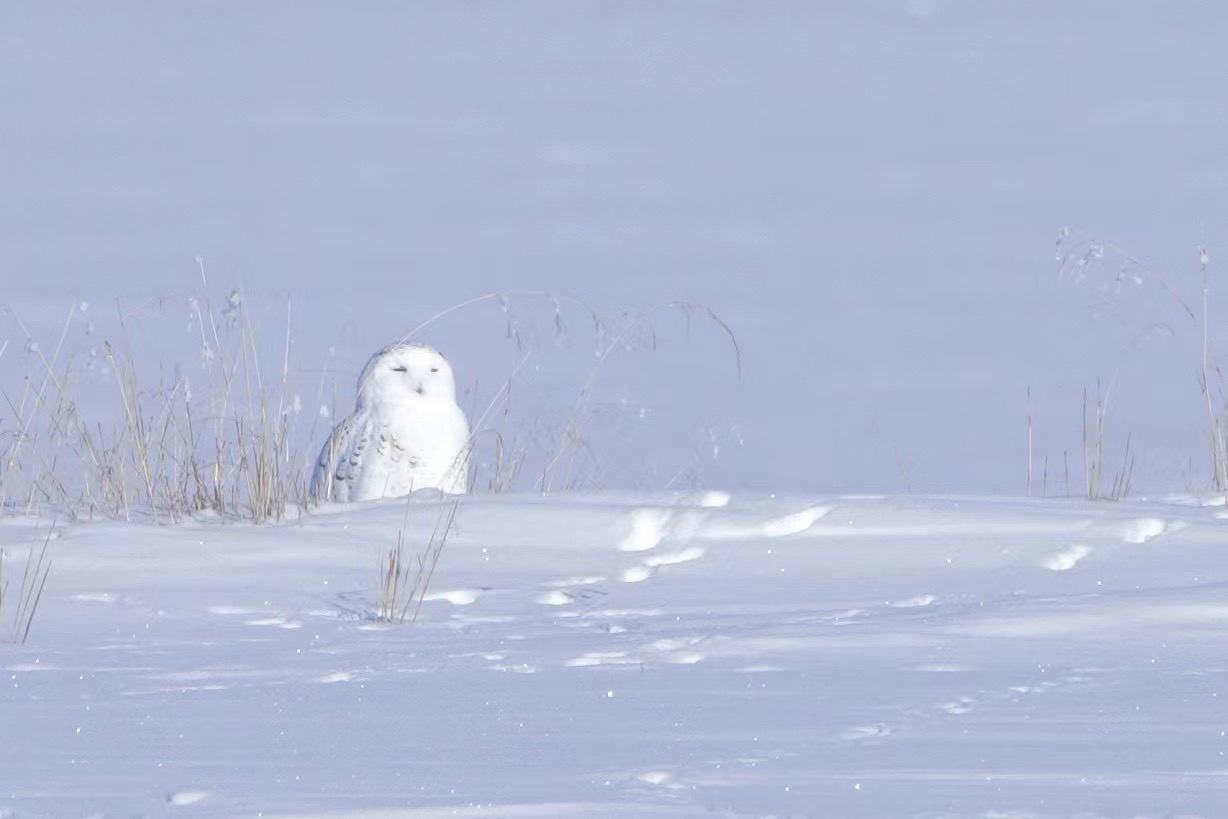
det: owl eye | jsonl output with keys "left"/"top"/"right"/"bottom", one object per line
{"left": 392, "top": 365, "right": 408, "bottom": 373}
{"left": 430, "top": 367, "right": 439, "bottom": 373}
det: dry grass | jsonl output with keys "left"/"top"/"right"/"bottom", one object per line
{"left": 397, "top": 293, "right": 742, "bottom": 495}
{"left": 536, "top": 301, "right": 740, "bottom": 492}
{"left": 377, "top": 502, "right": 458, "bottom": 624}
{"left": 0, "top": 525, "right": 53, "bottom": 644}
{"left": 1051, "top": 228, "right": 1227, "bottom": 500}
{"left": 367, "top": 294, "right": 739, "bottom": 621}
{"left": 1027, "top": 380, "right": 1134, "bottom": 501}
{"left": 1080, "top": 381, "right": 1135, "bottom": 501}
{"left": 3, "top": 282, "right": 739, "bottom": 629}
{"left": 3, "top": 283, "right": 740, "bottom": 522}
{"left": 1195, "top": 247, "right": 1228, "bottom": 501}
{"left": 0, "top": 265, "right": 311, "bottom": 523}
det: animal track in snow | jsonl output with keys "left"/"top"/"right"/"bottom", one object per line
{"left": 424, "top": 588, "right": 482, "bottom": 606}
{"left": 1119, "top": 518, "right": 1170, "bottom": 543}
{"left": 1043, "top": 544, "right": 1092, "bottom": 571}
{"left": 621, "top": 565, "right": 653, "bottom": 583}
{"left": 665, "top": 652, "right": 705, "bottom": 665}
{"left": 487, "top": 663, "right": 537, "bottom": 674}
{"left": 837, "top": 723, "right": 892, "bottom": 742}
{"left": 452, "top": 651, "right": 509, "bottom": 663}
{"left": 618, "top": 506, "right": 711, "bottom": 552}
{"left": 317, "top": 671, "right": 357, "bottom": 683}
{"left": 564, "top": 651, "right": 640, "bottom": 668}
{"left": 244, "top": 616, "right": 302, "bottom": 629}
{"left": 542, "top": 576, "right": 606, "bottom": 587}
{"left": 619, "top": 508, "right": 673, "bottom": 552}
{"left": 72, "top": 592, "right": 118, "bottom": 604}
{"left": 538, "top": 587, "right": 606, "bottom": 606}
{"left": 757, "top": 505, "right": 833, "bottom": 537}
{"left": 561, "top": 607, "right": 662, "bottom": 623}
{"left": 536, "top": 590, "right": 573, "bottom": 606}
{"left": 629, "top": 769, "right": 690, "bottom": 793}
{"left": 636, "top": 770, "right": 674, "bottom": 785}
{"left": 620, "top": 545, "right": 705, "bottom": 584}
{"left": 645, "top": 636, "right": 707, "bottom": 664}
{"left": 940, "top": 696, "right": 976, "bottom": 715}
{"left": 792, "top": 608, "right": 867, "bottom": 625}
{"left": 890, "top": 594, "right": 937, "bottom": 608}
{"left": 1008, "top": 681, "right": 1058, "bottom": 695}
{"left": 643, "top": 547, "right": 705, "bottom": 567}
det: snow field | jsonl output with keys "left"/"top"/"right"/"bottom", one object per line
{"left": 3, "top": 492, "right": 1226, "bottom": 816}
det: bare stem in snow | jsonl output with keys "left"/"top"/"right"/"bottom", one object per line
{"left": 1, "top": 524, "right": 53, "bottom": 645}
{"left": 378, "top": 501, "right": 459, "bottom": 625}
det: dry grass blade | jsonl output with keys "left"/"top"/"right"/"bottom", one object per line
{"left": 537, "top": 300, "right": 741, "bottom": 491}
{"left": 1080, "top": 381, "right": 1134, "bottom": 501}
{"left": 1051, "top": 232, "right": 1228, "bottom": 500}
{"left": 388, "top": 291, "right": 740, "bottom": 495}
{"left": 1026, "top": 386, "right": 1034, "bottom": 497}
{"left": 377, "top": 501, "right": 459, "bottom": 625}
{"left": 1, "top": 524, "right": 53, "bottom": 645}
{"left": 0, "top": 307, "right": 79, "bottom": 515}
{"left": 4, "top": 285, "right": 740, "bottom": 520}
{"left": 1, "top": 275, "right": 313, "bottom": 523}
{"left": 1057, "top": 226, "right": 1197, "bottom": 320}
{"left": 1194, "top": 247, "right": 1228, "bottom": 501}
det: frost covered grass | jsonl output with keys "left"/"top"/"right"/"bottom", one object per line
{"left": 1028, "top": 230, "right": 1228, "bottom": 501}
{"left": 0, "top": 280, "right": 740, "bottom": 524}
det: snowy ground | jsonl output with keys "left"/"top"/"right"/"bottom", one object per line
{"left": 4, "top": 492, "right": 1226, "bottom": 817}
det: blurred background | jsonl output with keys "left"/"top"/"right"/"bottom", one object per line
{"left": 3, "top": 1, "right": 1228, "bottom": 495}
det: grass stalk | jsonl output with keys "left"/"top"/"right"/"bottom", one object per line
{"left": 378, "top": 501, "right": 459, "bottom": 625}
{"left": 1, "top": 525, "right": 53, "bottom": 644}
{"left": 4, "top": 285, "right": 738, "bottom": 521}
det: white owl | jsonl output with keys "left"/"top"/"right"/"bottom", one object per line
{"left": 310, "top": 342, "right": 471, "bottom": 502}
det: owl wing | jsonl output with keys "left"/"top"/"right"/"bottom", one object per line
{"left": 310, "top": 414, "right": 372, "bottom": 503}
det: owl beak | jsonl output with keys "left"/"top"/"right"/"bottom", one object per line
{"left": 415, "top": 383, "right": 425, "bottom": 395}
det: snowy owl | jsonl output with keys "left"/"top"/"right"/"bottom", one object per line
{"left": 310, "top": 342, "right": 471, "bottom": 502}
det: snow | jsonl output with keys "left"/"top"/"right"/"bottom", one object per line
{"left": 5, "top": 493, "right": 1228, "bottom": 816}
{"left": 6, "top": 2, "right": 1228, "bottom": 816}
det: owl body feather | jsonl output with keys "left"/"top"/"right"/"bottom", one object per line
{"left": 310, "top": 342, "right": 470, "bottom": 502}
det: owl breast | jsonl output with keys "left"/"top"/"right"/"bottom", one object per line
{"left": 313, "top": 401, "right": 469, "bottom": 502}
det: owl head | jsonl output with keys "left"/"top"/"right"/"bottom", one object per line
{"left": 355, "top": 342, "right": 458, "bottom": 411}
